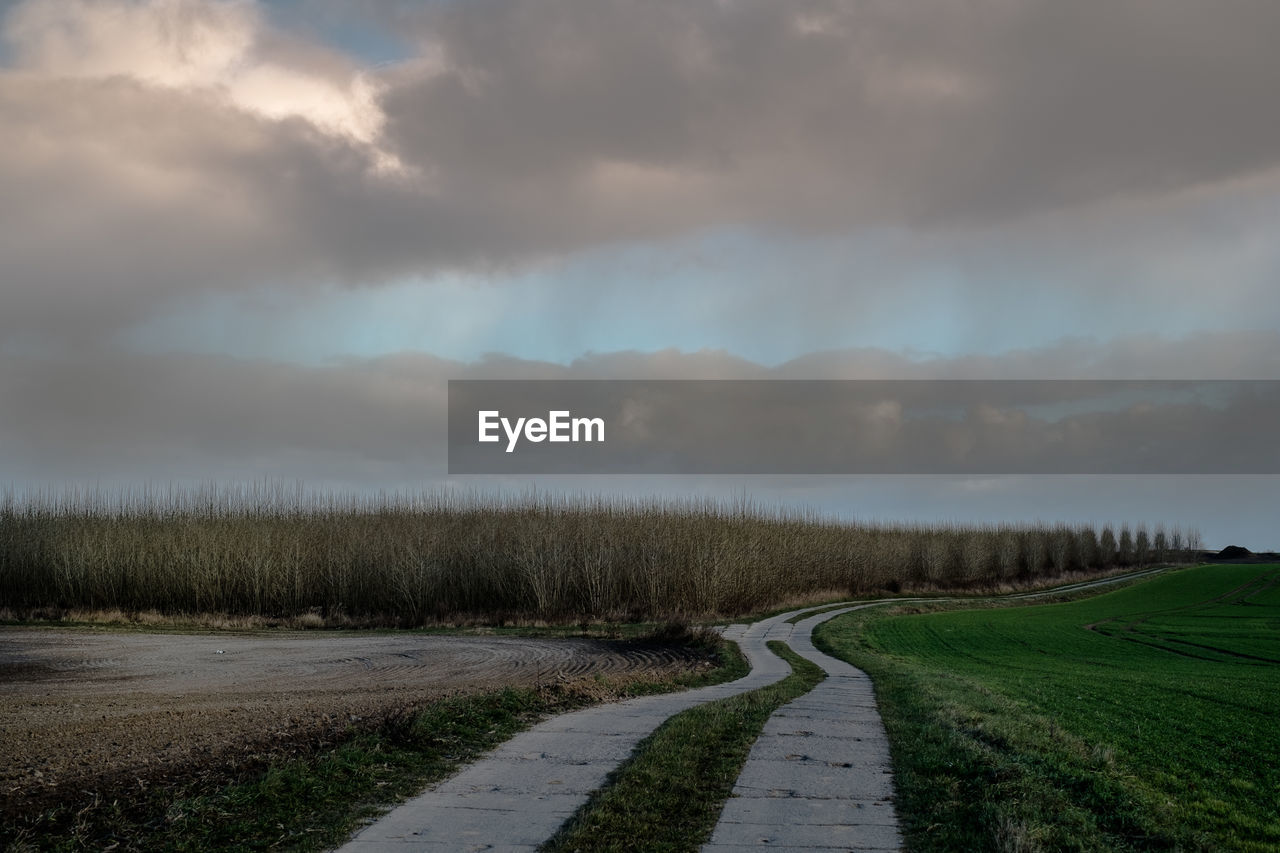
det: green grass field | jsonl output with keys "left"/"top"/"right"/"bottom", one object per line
{"left": 818, "top": 564, "right": 1280, "bottom": 852}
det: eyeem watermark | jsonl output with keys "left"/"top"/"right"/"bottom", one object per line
{"left": 478, "top": 410, "right": 605, "bottom": 453}
{"left": 449, "top": 379, "right": 1280, "bottom": 474}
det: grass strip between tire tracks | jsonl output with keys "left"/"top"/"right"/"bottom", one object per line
{"left": 3, "top": 636, "right": 746, "bottom": 853}
{"left": 542, "top": 641, "right": 824, "bottom": 853}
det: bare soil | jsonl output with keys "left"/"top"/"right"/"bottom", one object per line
{"left": 0, "top": 628, "right": 710, "bottom": 815}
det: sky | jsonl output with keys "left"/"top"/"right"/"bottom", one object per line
{"left": 3, "top": 0, "right": 1280, "bottom": 546}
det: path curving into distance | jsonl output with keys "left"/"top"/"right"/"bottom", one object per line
{"left": 338, "top": 568, "right": 1170, "bottom": 852}
{"left": 700, "top": 566, "right": 1171, "bottom": 851}
{"left": 337, "top": 608, "right": 805, "bottom": 851}
{"left": 703, "top": 604, "right": 903, "bottom": 852}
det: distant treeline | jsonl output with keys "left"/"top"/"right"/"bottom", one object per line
{"left": 0, "top": 485, "right": 1201, "bottom": 623}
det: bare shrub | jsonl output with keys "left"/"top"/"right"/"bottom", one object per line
{"left": 0, "top": 485, "right": 1201, "bottom": 623}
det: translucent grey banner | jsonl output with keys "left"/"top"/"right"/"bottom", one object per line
{"left": 447, "top": 380, "right": 1280, "bottom": 474}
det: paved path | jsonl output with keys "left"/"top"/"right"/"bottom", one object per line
{"left": 703, "top": 605, "right": 902, "bottom": 852}
{"left": 340, "top": 569, "right": 1166, "bottom": 852}
{"left": 699, "top": 569, "right": 1168, "bottom": 852}
{"left": 338, "top": 610, "right": 802, "bottom": 852}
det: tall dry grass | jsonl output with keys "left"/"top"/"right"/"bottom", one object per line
{"left": 0, "top": 485, "right": 1201, "bottom": 624}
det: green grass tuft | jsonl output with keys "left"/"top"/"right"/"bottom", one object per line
{"left": 542, "top": 641, "right": 824, "bottom": 853}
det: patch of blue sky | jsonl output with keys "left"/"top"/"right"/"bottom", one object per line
{"left": 118, "top": 274, "right": 502, "bottom": 365}
{"left": 117, "top": 226, "right": 1276, "bottom": 368}
{"left": 259, "top": 0, "right": 417, "bottom": 66}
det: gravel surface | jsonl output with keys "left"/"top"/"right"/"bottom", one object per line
{"left": 0, "top": 628, "right": 708, "bottom": 813}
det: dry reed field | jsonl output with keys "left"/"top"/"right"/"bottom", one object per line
{"left": 0, "top": 485, "right": 1201, "bottom": 624}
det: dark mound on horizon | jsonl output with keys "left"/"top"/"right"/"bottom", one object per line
{"left": 1201, "top": 545, "right": 1280, "bottom": 563}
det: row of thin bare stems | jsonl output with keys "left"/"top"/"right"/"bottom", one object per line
{"left": 0, "top": 485, "right": 1201, "bottom": 624}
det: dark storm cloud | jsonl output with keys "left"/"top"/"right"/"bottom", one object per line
{"left": 383, "top": 0, "right": 1280, "bottom": 228}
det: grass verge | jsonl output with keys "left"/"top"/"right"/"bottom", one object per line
{"left": 0, "top": 609, "right": 706, "bottom": 641}
{"left": 2, "top": 638, "right": 745, "bottom": 853}
{"left": 542, "top": 641, "right": 824, "bottom": 853}
{"left": 815, "top": 564, "right": 1280, "bottom": 852}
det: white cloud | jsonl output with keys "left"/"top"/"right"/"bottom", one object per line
{"left": 5, "top": 0, "right": 388, "bottom": 149}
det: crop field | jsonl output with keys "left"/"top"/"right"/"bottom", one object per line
{"left": 817, "top": 563, "right": 1280, "bottom": 852}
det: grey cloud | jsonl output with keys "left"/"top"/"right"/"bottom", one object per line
{"left": 384, "top": 0, "right": 1280, "bottom": 230}
{"left": 6, "top": 0, "right": 1280, "bottom": 345}
{"left": 5, "top": 332, "right": 1280, "bottom": 485}
{"left": 776, "top": 332, "right": 1280, "bottom": 380}
{"left": 0, "top": 75, "right": 331, "bottom": 338}
{"left": 0, "top": 72, "right": 510, "bottom": 341}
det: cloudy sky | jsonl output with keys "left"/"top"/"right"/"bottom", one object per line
{"left": 3, "top": 0, "right": 1280, "bottom": 546}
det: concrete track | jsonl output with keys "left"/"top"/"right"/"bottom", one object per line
{"left": 337, "top": 567, "right": 1168, "bottom": 852}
